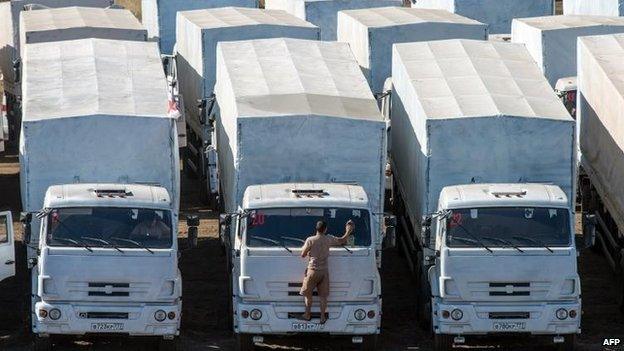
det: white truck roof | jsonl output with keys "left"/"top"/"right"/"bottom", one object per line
{"left": 337, "top": 7, "right": 487, "bottom": 93}
{"left": 216, "top": 37, "right": 382, "bottom": 121}
{"left": 21, "top": 38, "right": 179, "bottom": 213}
{"left": 391, "top": 39, "right": 575, "bottom": 232}
{"left": 439, "top": 183, "right": 569, "bottom": 210}
{"left": 0, "top": 0, "right": 113, "bottom": 91}
{"left": 578, "top": 33, "right": 624, "bottom": 229}
{"left": 176, "top": 7, "right": 319, "bottom": 125}
{"left": 215, "top": 38, "right": 386, "bottom": 216}
{"left": 140, "top": 0, "right": 258, "bottom": 54}
{"left": 563, "top": 0, "right": 624, "bottom": 16}
{"left": 19, "top": 7, "right": 147, "bottom": 52}
{"left": 243, "top": 183, "right": 369, "bottom": 210}
{"left": 393, "top": 39, "right": 571, "bottom": 121}
{"left": 410, "top": 0, "right": 553, "bottom": 34}
{"left": 512, "top": 15, "right": 624, "bottom": 87}
{"left": 44, "top": 183, "right": 172, "bottom": 209}
{"left": 22, "top": 38, "right": 170, "bottom": 121}
{"left": 265, "top": 0, "right": 402, "bottom": 40}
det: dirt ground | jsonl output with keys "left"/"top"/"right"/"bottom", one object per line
{"left": 0, "top": 138, "right": 623, "bottom": 351}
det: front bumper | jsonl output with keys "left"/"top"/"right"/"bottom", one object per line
{"left": 235, "top": 300, "right": 381, "bottom": 335}
{"left": 433, "top": 300, "right": 581, "bottom": 336}
{"left": 34, "top": 301, "right": 181, "bottom": 337}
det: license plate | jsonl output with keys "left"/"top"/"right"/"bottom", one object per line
{"left": 91, "top": 323, "right": 124, "bottom": 331}
{"left": 292, "top": 322, "right": 323, "bottom": 331}
{"left": 493, "top": 322, "right": 526, "bottom": 332}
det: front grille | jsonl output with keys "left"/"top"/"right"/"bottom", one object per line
{"left": 87, "top": 282, "right": 130, "bottom": 297}
{"left": 489, "top": 312, "right": 530, "bottom": 319}
{"left": 287, "top": 282, "right": 317, "bottom": 296}
{"left": 79, "top": 312, "right": 129, "bottom": 319}
{"left": 287, "top": 312, "right": 326, "bottom": 319}
{"left": 489, "top": 282, "right": 530, "bottom": 296}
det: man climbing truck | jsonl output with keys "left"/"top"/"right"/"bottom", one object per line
{"left": 384, "top": 39, "right": 588, "bottom": 350}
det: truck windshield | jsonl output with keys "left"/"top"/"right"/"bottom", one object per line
{"left": 46, "top": 207, "right": 173, "bottom": 249}
{"left": 446, "top": 207, "right": 570, "bottom": 248}
{"left": 245, "top": 208, "right": 371, "bottom": 248}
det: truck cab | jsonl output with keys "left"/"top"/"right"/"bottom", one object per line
{"left": 423, "top": 184, "right": 585, "bottom": 350}
{"left": 223, "top": 183, "right": 390, "bottom": 350}
{"left": 27, "top": 184, "right": 181, "bottom": 350}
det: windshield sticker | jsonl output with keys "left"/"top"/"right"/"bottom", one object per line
{"left": 251, "top": 212, "right": 266, "bottom": 226}
{"left": 329, "top": 209, "right": 336, "bottom": 218}
{"left": 524, "top": 208, "right": 534, "bottom": 219}
{"left": 449, "top": 212, "right": 463, "bottom": 228}
{"left": 352, "top": 209, "right": 361, "bottom": 218}
{"left": 470, "top": 209, "right": 478, "bottom": 219}
{"left": 549, "top": 209, "right": 558, "bottom": 218}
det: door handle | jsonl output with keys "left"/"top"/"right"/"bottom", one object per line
{"left": 5, "top": 260, "right": 14, "bottom": 265}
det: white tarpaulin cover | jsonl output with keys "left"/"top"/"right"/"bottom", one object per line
{"left": 265, "top": 0, "right": 402, "bottom": 40}
{"left": 411, "top": 0, "right": 554, "bottom": 34}
{"left": 20, "top": 38, "right": 179, "bottom": 212}
{"left": 214, "top": 38, "right": 386, "bottom": 217}
{"left": 141, "top": 0, "right": 257, "bottom": 54}
{"left": 0, "top": 0, "right": 112, "bottom": 92}
{"left": 564, "top": 0, "right": 624, "bottom": 16}
{"left": 578, "top": 33, "right": 624, "bottom": 231}
{"left": 512, "top": 15, "right": 624, "bottom": 87}
{"left": 337, "top": 7, "right": 487, "bottom": 94}
{"left": 20, "top": 7, "right": 147, "bottom": 53}
{"left": 390, "top": 39, "right": 575, "bottom": 229}
{"left": 176, "top": 7, "right": 319, "bottom": 131}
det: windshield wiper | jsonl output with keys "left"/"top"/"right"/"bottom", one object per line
{"left": 110, "top": 237, "right": 154, "bottom": 254}
{"left": 54, "top": 237, "right": 93, "bottom": 252}
{"left": 81, "top": 237, "right": 124, "bottom": 253}
{"left": 481, "top": 237, "right": 524, "bottom": 253}
{"left": 250, "top": 236, "right": 292, "bottom": 253}
{"left": 340, "top": 244, "right": 353, "bottom": 254}
{"left": 280, "top": 236, "right": 306, "bottom": 245}
{"left": 512, "top": 236, "right": 554, "bottom": 253}
{"left": 452, "top": 222, "right": 493, "bottom": 253}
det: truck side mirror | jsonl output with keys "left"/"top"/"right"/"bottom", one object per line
{"left": 186, "top": 214, "right": 199, "bottom": 249}
{"left": 421, "top": 215, "right": 432, "bottom": 248}
{"left": 578, "top": 214, "right": 597, "bottom": 250}
{"left": 20, "top": 212, "right": 32, "bottom": 244}
{"left": 383, "top": 215, "right": 397, "bottom": 249}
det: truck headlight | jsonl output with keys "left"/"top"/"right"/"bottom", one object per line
{"left": 451, "top": 309, "right": 463, "bottom": 321}
{"left": 154, "top": 310, "right": 167, "bottom": 322}
{"left": 354, "top": 309, "right": 366, "bottom": 321}
{"left": 49, "top": 308, "right": 61, "bottom": 320}
{"left": 250, "top": 309, "right": 262, "bottom": 321}
{"left": 555, "top": 308, "right": 568, "bottom": 320}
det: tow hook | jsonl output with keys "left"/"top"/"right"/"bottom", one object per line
{"left": 352, "top": 336, "right": 363, "bottom": 344}
{"left": 252, "top": 336, "right": 264, "bottom": 344}
{"left": 454, "top": 336, "right": 465, "bottom": 344}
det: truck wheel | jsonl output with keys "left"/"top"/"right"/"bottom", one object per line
{"left": 360, "top": 335, "right": 378, "bottom": 351}
{"left": 433, "top": 333, "right": 454, "bottom": 351}
{"left": 158, "top": 338, "right": 177, "bottom": 351}
{"left": 33, "top": 336, "right": 52, "bottom": 351}
{"left": 557, "top": 334, "right": 576, "bottom": 351}
{"left": 235, "top": 334, "right": 255, "bottom": 351}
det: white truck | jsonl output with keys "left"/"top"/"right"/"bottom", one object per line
{"left": 19, "top": 38, "right": 185, "bottom": 350}
{"left": 563, "top": 0, "right": 624, "bottom": 16}
{"left": 175, "top": 7, "right": 319, "bottom": 206}
{"left": 384, "top": 39, "right": 588, "bottom": 351}
{"left": 577, "top": 33, "right": 624, "bottom": 311}
{"left": 141, "top": 0, "right": 258, "bottom": 54}
{"left": 214, "top": 37, "right": 394, "bottom": 350}
{"left": 0, "top": 0, "right": 113, "bottom": 146}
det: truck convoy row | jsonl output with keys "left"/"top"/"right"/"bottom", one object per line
{"left": 0, "top": 1, "right": 623, "bottom": 351}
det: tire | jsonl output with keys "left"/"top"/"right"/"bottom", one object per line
{"left": 433, "top": 333, "right": 454, "bottom": 351}
{"left": 557, "top": 334, "right": 576, "bottom": 351}
{"left": 361, "top": 335, "right": 378, "bottom": 351}
{"left": 32, "top": 336, "right": 52, "bottom": 351}
{"left": 158, "top": 338, "right": 177, "bottom": 351}
{"left": 235, "top": 333, "right": 255, "bottom": 351}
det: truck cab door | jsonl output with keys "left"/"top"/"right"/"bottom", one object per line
{"left": 0, "top": 211, "right": 15, "bottom": 281}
